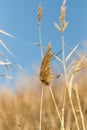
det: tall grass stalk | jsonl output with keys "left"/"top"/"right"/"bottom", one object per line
{"left": 38, "top": 4, "right": 62, "bottom": 130}
{"left": 61, "top": 36, "right": 67, "bottom": 130}
{"left": 39, "top": 84, "right": 44, "bottom": 130}
{"left": 74, "top": 84, "right": 86, "bottom": 130}
{"left": 38, "top": 19, "right": 44, "bottom": 130}
{"left": 61, "top": 37, "right": 80, "bottom": 130}
{"left": 38, "top": 4, "right": 44, "bottom": 130}
{"left": 39, "top": 25, "right": 43, "bottom": 58}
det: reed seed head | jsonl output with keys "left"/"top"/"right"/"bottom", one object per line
{"left": 59, "top": 5, "right": 66, "bottom": 24}
{"left": 40, "top": 43, "right": 53, "bottom": 86}
{"left": 38, "top": 5, "right": 43, "bottom": 26}
{"left": 54, "top": 0, "right": 68, "bottom": 33}
{"left": 61, "top": 21, "right": 69, "bottom": 32}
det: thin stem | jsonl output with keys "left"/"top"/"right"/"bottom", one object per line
{"left": 39, "top": 25, "right": 43, "bottom": 58}
{"left": 39, "top": 85, "right": 44, "bottom": 130}
{"left": 61, "top": 36, "right": 79, "bottom": 130}
{"left": 62, "top": 36, "right": 68, "bottom": 82}
{"left": 38, "top": 24, "right": 43, "bottom": 130}
{"left": 61, "top": 85, "right": 66, "bottom": 130}
{"left": 69, "top": 94, "right": 80, "bottom": 130}
{"left": 49, "top": 85, "right": 61, "bottom": 123}
{"left": 61, "top": 36, "right": 67, "bottom": 130}
{"left": 61, "top": 108, "right": 65, "bottom": 130}
{"left": 75, "top": 85, "right": 86, "bottom": 130}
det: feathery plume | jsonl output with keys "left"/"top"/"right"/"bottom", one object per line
{"left": 40, "top": 43, "right": 53, "bottom": 86}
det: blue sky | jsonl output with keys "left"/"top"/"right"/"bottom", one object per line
{"left": 0, "top": 0, "right": 87, "bottom": 81}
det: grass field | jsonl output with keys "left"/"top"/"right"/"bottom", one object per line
{"left": 0, "top": 0, "right": 87, "bottom": 130}
{"left": 0, "top": 62, "right": 87, "bottom": 130}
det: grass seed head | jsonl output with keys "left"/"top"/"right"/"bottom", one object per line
{"left": 54, "top": 0, "right": 68, "bottom": 33}
{"left": 40, "top": 43, "right": 53, "bottom": 86}
{"left": 61, "top": 21, "right": 69, "bottom": 32}
{"left": 38, "top": 5, "right": 43, "bottom": 26}
{"left": 59, "top": 5, "right": 66, "bottom": 24}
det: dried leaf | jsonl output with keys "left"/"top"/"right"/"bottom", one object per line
{"left": 54, "top": 22, "right": 62, "bottom": 32}
{"left": 0, "top": 40, "right": 14, "bottom": 57}
{"left": 0, "top": 29, "right": 15, "bottom": 39}
{"left": 0, "top": 60, "right": 11, "bottom": 65}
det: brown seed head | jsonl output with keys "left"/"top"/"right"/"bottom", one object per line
{"left": 59, "top": 5, "right": 66, "bottom": 24}
{"left": 54, "top": 0, "right": 68, "bottom": 33}
{"left": 61, "top": 21, "right": 68, "bottom": 32}
{"left": 40, "top": 43, "right": 53, "bottom": 86}
{"left": 38, "top": 5, "right": 43, "bottom": 26}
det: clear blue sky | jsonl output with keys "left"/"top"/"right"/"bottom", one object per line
{"left": 0, "top": 0, "right": 87, "bottom": 81}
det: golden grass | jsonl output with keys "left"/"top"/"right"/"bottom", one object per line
{"left": 54, "top": 0, "right": 68, "bottom": 32}
{"left": 0, "top": 58, "right": 87, "bottom": 130}
{"left": 39, "top": 43, "right": 58, "bottom": 130}
{"left": 40, "top": 43, "right": 53, "bottom": 86}
{"left": 0, "top": 0, "right": 86, "bottom": 130}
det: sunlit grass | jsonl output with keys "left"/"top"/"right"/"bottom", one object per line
{"left": 0, "top": 0, "right": 87, "bottom": 130}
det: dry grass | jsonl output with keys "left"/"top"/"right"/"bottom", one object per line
{"left": 38, "top": 4, "right": 43, "bottom": 26}
{"left": 40, "top": 43, "right": 53, "bottom": 86}
{"left": 0, "top": 29, "right": 15, "bottom": 79}
{"left": 0, "top": 58, "right": 87, "bottom": 130}
{"left": 54, "top": 0, "right": 68, "bottom": 32}
{"left": 0, "top": 0, "right": 86, "bottom": 130}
